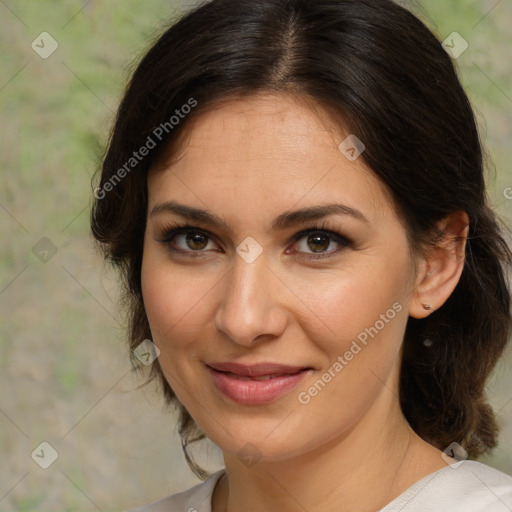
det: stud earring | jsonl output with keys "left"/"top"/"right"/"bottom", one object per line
{"left": 421, "top": 303, "right": 433, "bottom": 311}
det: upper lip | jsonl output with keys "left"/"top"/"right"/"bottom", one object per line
{"left": 206, "top": 362, "right": 310, "bottom": 377}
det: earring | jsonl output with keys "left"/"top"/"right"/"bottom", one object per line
{"left": 422, "top": 303, "right": 433, "bottom": 311}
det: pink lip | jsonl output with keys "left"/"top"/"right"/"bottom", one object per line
{"left": 206, "top": 362, "right": 311, "bottom": 405}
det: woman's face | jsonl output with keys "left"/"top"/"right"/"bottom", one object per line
{"left": 141, "top": 93, "right": 421, "bottom": 462}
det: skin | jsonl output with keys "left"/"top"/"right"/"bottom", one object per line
{"left": 141, "top": 93, "right": 469, "bottom": 512}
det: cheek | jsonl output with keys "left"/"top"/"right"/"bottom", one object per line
{"left": 140, "top": 249, "right": 226, "bottom": 362}
{"left": 289, "top": 271, "right": 408, "bottom": 444}
{"left": 288, "top": 259, "right": 409, "bottom": 354}
{"left": 141, "top": 253, "right": 197, "bottom": 345}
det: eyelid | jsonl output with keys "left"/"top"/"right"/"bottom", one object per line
{"left": 157, "top": 223, "right": 213, "bottom": 244}
{"left": 156, "top": 224, "right": 221, "bottom": 253}
{"left": 290, "top": 225, "right": 350, "bottom": 243}
{"left": 286, "top": 224, "right": 352, "bottom": 260}
{"left": 156, "top": 220, "right": 352, "bottom": 258}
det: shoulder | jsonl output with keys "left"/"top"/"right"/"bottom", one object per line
{"left": 380, "top": 461, "right": 512, "bottom": 512}
{"left": 125, "top": 469, "right": 225, "bottom": 512}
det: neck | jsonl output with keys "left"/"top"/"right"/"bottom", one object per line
{"left": 213, "top": 385, "right": 445, "bottom": 512}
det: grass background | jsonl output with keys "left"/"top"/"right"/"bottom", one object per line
{"left": 1, "top": 0, "right": 511, "bottom": 510}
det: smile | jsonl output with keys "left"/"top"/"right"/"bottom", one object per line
{"left": 206, "top": 362, "right": 312, "bottom": 405}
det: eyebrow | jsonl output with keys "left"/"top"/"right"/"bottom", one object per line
{"left": 149, "top": 200, "right": 369, "bottom": 232}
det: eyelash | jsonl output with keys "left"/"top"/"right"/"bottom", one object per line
{"left": 156, "top": 220, "right": 353, "bottom": 261}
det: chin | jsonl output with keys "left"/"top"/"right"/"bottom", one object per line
{"left": 199, "top": 412, "right": 325, "bottom": 465}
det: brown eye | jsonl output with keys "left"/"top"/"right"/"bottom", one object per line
{"left": 158, "top": 224, "right": 351, "bottom": 260}
{"left": 185, "top": 232, "right": 209, "bottom": 250}
{"left": 306, "top": 233, "right": 331, "bottom": 253}
{"left": 290, "top": 228, "right": 351, "bottom": 260}
{"left": 158, "top": 225, "right": 218, "bottom": 254}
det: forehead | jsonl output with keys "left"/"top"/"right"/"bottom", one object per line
{"left": 164, "top": 94, "right": 345, "bottom": 166}
{"left": 147, "top": 94, "right": 396, "bottom": 225}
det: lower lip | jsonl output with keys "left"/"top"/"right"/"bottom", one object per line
{"left": 207, "top": 367, "right": 310, "bottom": 405}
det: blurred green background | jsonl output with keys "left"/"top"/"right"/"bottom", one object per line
{"left": 1, "top": 1, "right": 511, "bottom": 510}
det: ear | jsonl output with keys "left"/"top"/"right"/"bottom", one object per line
{"left": 409, "top": 210, "right": 469, "bottom": 319}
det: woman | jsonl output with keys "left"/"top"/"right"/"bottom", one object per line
{"left": 91, "top": 0, "right": 512, "bottom": 510}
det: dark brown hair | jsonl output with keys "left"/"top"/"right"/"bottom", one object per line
{"left": 91, "top": 0, "right": 512, "bottom": 478}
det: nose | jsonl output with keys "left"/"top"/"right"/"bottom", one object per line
{"left": 214, "top": 254, "right": 288, "bottom": 347}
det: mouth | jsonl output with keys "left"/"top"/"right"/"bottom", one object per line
{"left": 216, "top": 372, "right": 298, "bottom": 381}
{"left": 205, "top": 362, "right": 312, "bottom": 405}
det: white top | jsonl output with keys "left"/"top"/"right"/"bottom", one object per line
{"left": 126, "top": 461, "right": 512, "bottom": 512}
